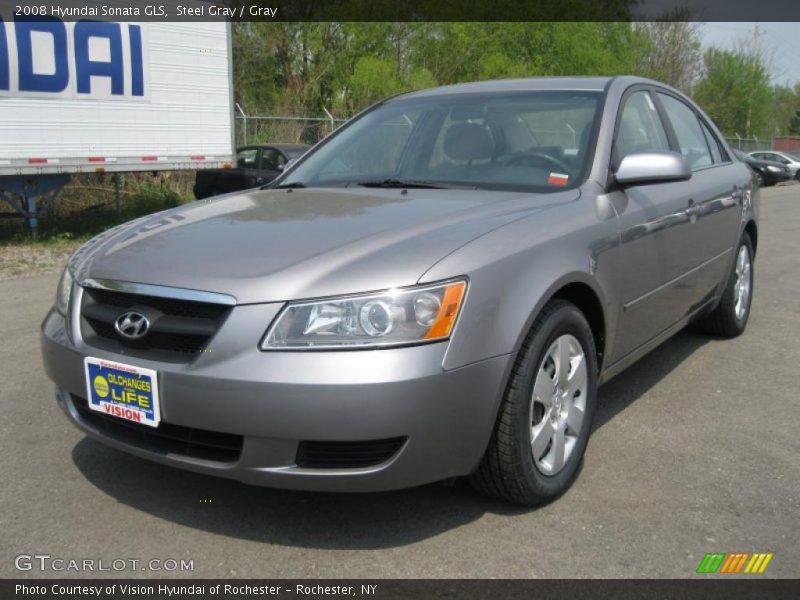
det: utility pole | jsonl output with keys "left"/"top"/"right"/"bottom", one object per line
{"left": 745, "top": 24, "right": 761, "bottom": 136}
{"left": 753, "top": 24, "right": 761, "bottom": 65}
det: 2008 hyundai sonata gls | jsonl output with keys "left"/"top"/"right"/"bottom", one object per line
{"left": 42, "top": 76, "right": 757, "bottom": 505}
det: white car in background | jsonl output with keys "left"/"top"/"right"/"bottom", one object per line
{"left": 749, "top": 151, "right": 800, "bottom": 180}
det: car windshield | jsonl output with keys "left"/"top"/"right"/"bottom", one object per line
{"left": 285, "top": 148, "right": 306, "bottom": 159}
{"left": 278, "top": 91, "right": 601, "bottom": 192}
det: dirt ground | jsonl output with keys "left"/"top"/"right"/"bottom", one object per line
{"left": 0, "top": 241, "right": 83, "bottom": 281}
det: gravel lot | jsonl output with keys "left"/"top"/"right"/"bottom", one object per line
{"left": 1, "top": 184, "right": 798, "bottom": 579}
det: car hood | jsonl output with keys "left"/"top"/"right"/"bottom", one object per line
{"left": 71, "top": 187, "right": 578, "bottom": 304}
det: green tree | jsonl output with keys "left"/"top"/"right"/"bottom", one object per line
{"left": 634, "top": 14, "right": 702, "bottom": 93}
{"left": 230, "top": 21, "right": 798, "bottom": 144}
{"left": 347, "top": 56, "right": 403, "bottom": 108}
{"left": 787, "top": 83, "right": 800, "bottom": 135}
{"left": 694, "top": 47, "right": 772, "bottom": 137}
{"left": 410, "top": 23, "right": 639, "bottom": 85}
{"left": 769, "top": 85, "right": 800, "bottom": 136}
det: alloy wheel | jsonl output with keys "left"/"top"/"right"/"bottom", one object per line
{"left": 530, "top": 334, "right": 588, "bottom": 475}
{"left": 733, "top": 244, "right": 752, "bottom": 321}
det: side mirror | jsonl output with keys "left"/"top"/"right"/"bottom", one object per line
{"left": 615, "top": 151, "right": 691, "bottom": 186}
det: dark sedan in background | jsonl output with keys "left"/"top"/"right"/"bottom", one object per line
{"left": 733, "top": 149, "right": 792, "bottom": 187}
{"left": 749, "top": 150, "right": 800, "bottom": 180}
{"left": 194, "top": 144, "right": 309, "bottom": 199}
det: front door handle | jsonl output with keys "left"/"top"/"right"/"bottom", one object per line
{"left": 685, "top": 199, "right": 700, "bottom": 222}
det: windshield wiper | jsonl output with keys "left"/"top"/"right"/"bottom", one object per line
{"left": 270, "top": 181, "right": 307, "bottom": 190}
{"left": 355, "top": 179, "right": 453, "bottom": 189}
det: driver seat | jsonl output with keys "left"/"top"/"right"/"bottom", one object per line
{"left": 443, "top": 122, "right": 495, "bottom": 164}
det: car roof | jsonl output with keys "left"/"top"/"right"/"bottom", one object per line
{"left": 737, "top": 151, "right": 784, "bottom": 166}
{"left": 239, "top": 144, "right": 309, "bottom": 151}
{"left": 395, "top": 76, "right": 658, "bottom": 100}
{"left": 750, "top": 150, "right": 792, "bottom": 156}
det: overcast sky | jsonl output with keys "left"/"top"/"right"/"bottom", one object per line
{"left": 699, "top": 22, "right": 800, "bottom": 88}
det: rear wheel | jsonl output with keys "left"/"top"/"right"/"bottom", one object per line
{"left": 696, "top": 234, "right": 754, "bottom": 337}
{"left": 470, "top": 300, "right": 597, "bottom": 506}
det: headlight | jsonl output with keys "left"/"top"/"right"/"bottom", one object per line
{"left": 766, "top": 165, "right": 780, "bottom": 173}
{"left": 261, "top": 279, "right": 467, "bottom": 349}
{"left": 55, "top": 267, "right": 73, "bottom": 315}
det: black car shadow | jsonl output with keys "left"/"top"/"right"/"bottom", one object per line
{"left": 71, "top": 329, "right": 709, "bottom": 550}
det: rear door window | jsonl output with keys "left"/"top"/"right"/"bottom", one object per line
{"left": 698, "top": 120, "right": 724, "bottom": 163}
{"left": 657, "top": 93, "right": 713, "bottom": 169}
{"left": 260, "top": 149, "right": 282, "bottom": 170}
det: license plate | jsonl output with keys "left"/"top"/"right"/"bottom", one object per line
{"left": 84, "top": 357, "right": 160, "bottom": 428}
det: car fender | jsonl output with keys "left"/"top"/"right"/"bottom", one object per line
{"left": 419, "top": 190, "right": 621, "bottom": 373}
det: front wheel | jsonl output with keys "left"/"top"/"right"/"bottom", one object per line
{"left": 469, "top": 300, "right": 597, "bottom": 506}
{"left": 696, "top": 234, "right": 754, "bottom": 337}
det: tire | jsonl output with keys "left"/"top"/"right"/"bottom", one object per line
{"left": 696, "top": 234, "right": 754, "bottom": 337}
{"left": 469, "top": 300, "right": 598, "bottom": 506}
{"left": 754, "top": 172, "right": 764, "bottom": 187}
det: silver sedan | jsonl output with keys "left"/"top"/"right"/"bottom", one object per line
{"left": 42, "top": 76, "right": 757, "bottom": 505}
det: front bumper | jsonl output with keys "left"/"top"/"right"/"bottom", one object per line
{"left": 763, "top": 170, "right": 792, "bottom": 184}
{"left": 41, "top": 298, "right": 510, "bottom": 492}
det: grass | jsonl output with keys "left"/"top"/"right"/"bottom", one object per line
{"left": 0, "top": 173, "right": 193, "bottom": 245}
{"left": 0, "top": 172, "right": 194, "bottom": 279}
{"left": 0, "top": 240, "right": 85, "bottom": 280}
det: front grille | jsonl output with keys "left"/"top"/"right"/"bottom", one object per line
{"left": 71, "top": 394, "right": 243, "bottom": 463}
{"left": 80, "top": 287, "right": 231, "bottom": 362}
{"left": 296, "top": 437, "right": 406, "bottom": 469}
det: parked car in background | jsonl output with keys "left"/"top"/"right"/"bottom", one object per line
{"left": 734, "top": 149, "right": 792, "bottom": 187}
{"left": 43, "top": 76, "right": 757, "bottom": 506}
{"left": 748, "top": 150, "right": 800, "bottom": 180}
{"left": 193, "top": 144, "right": 309, "bottom": 198}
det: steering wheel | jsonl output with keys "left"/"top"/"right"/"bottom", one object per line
{"left": 504, "top": 151, "right": 573, "bottom": 177}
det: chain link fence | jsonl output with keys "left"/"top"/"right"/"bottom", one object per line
{"left": 233, "top": 108, "right": 795, "bottom": 159}
{"left": 235, "top": 105, "right": 349, "bottom": 147}
{"left": 724, "top": 136, "right": 773, "bottom": 153}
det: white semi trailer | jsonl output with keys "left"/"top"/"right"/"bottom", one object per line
{"left": 0, "top": 18, "right": 234, "bottom": 233}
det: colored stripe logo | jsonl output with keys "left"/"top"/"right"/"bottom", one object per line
{"left": 696, "top": 552, "right": 773, "bottom": 574}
